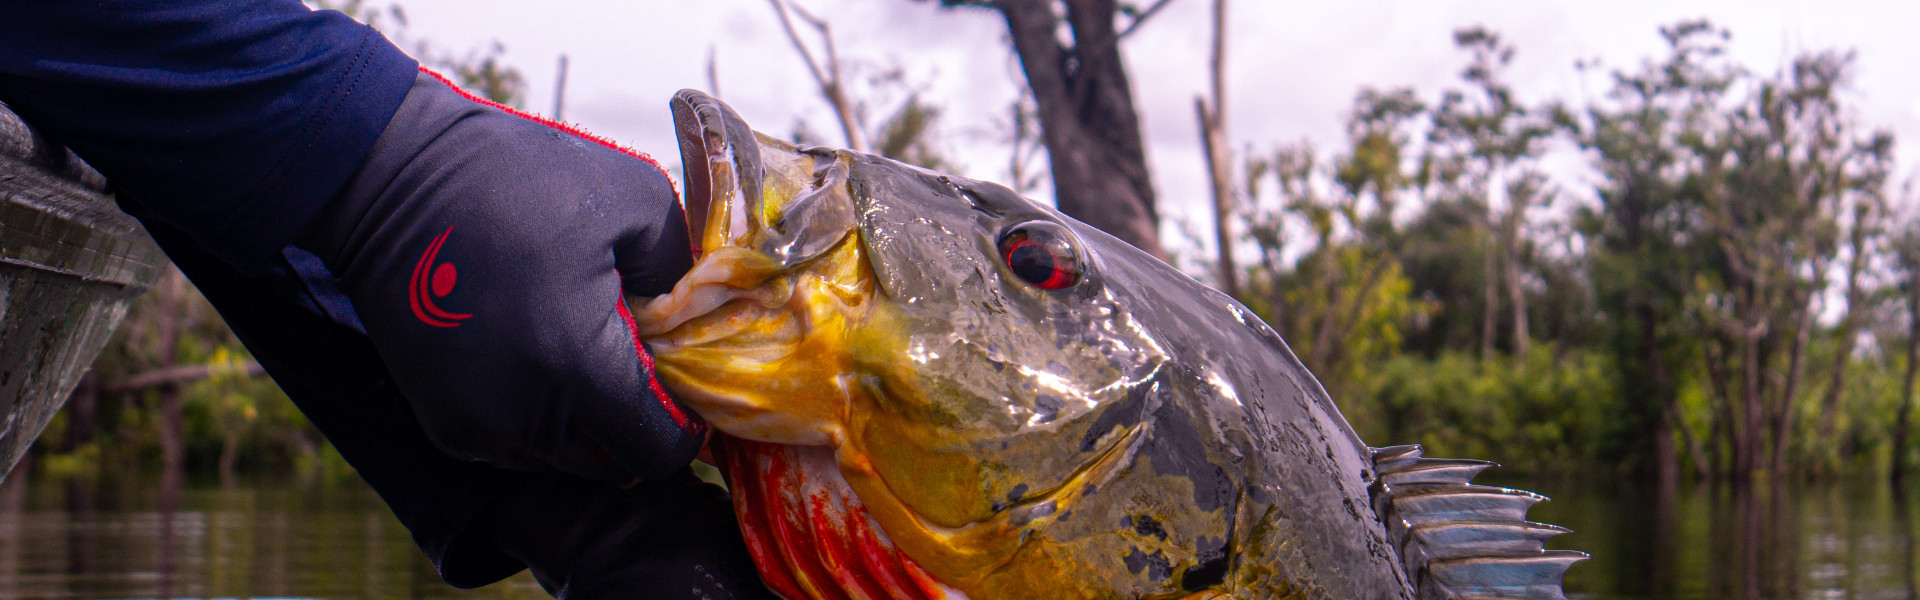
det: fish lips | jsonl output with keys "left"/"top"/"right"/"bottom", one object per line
{"left": 671, "top": 89, "right": 761, "bottom": 256}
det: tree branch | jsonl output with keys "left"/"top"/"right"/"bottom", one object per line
{"left": 103, "top": 362, "right": 266, "bottom": 395}
{"left": 767, "top": 0, "right": 867, "bottom": 151}
{"left": 1117, "top": 0, "right": 1178, "bottom": 39}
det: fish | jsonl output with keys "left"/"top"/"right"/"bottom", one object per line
{"left": 630, "top": 90, "right": 1587, "bottom": 600}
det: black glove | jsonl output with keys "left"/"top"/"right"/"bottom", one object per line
{"left": 299, "top": 70, "right": 706, "bottom": 484}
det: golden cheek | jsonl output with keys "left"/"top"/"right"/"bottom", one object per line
{"left": 638, "top": 233, "right": 877, "bottom": 446}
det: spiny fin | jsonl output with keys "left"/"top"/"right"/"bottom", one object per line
{"left": 1369, "top": 445, "right": 1588, "bottom": 600}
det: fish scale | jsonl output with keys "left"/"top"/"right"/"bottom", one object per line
{"left": 634, "top": 90, "right": 1585, "bottom": 599}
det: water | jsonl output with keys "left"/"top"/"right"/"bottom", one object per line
{"left": 0, "top": 468, "right": 1916, "bottom": 599}
{"left": 1517, "top": 475, "right": 1920, "bottom": 600}
{"left": 0, "top": 468, "right": 544, "bottom": 599}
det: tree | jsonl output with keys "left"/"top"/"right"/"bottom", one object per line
{"left": 932, "top": 0, "right": 1168, "bottom": 258}
{"left": 1427, "top": 26, "right": 1554, "bottom": 360}
{"left": 1565, "top": 20, "right": 1733, "bottom": 483}
{"left": 1238, "top": 88, "right": 1429, "bottom": 404}
{"left": 1891, "top": 219, "right": 1920, "bottom": 482}
{"left": 1692, "top": 49, "right": 1866, "bottom": 477}
{"left": 1813, "top": 133, "right": 1893, "bottom": 456}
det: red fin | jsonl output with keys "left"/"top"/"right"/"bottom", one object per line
{"left": 717, "top": 436, "right": 952, "bottom": 600}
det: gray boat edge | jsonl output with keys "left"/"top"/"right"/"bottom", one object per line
{"left": 0, "top": 101, "right": 165, "bottom": 483}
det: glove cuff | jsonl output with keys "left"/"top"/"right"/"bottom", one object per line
{"left": 297, "top": 69, "right": 461, "bottom": 270}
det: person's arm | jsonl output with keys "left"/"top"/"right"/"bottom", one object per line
{"left": 1, "top": 2, "right": 754, "bottom": 596}
{"left": 2, "top": 0, "right": 705, "bottom": 491}
{"left": 0, "top": 0, "right": 415, "bottom": 271}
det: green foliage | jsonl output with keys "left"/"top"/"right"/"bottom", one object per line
{"left": 1353, "top": 348, "right": 1623, "bottom": 473}
{"left": 1224, "top": 19, "right": 1917, "bottom": 480}
{"left": 1234, "top": 89, "right": 1430, "bottom": 404}
{"left": 1239, "top": 240, "right": 1424, "bottom": 403}
{"left": 34, "top": 271, "right": 326, "bottom": 479}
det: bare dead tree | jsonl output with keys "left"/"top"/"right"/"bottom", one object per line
{"left": 1196, "top": 0, "right": 1237, "bottom": 295}
{"left": 769, "top": 0, "right": 867, "bottom": 152}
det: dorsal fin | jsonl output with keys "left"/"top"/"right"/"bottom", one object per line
{"left": 1369, "top": 445, "right": 1587, "bottom": 600}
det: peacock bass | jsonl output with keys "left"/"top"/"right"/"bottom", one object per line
{"left": 631, "top": 90, "right": 1585, "bottom": 600}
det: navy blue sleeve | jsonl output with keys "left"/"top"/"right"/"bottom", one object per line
{"left": 0, "top": 0, "right": 418, "bottom": 272}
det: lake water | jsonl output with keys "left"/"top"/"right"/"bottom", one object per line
{"left": 1, "top": 467, "right": 1916, "bottom": 599}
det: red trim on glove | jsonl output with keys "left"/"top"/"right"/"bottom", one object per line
{"left": 417, "top": 67, "right": 680, "bottom": 202}
{"left": 617, "top": 295, "right": 703, "bottom": 435}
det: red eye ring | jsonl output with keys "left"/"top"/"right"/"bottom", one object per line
{"left": 997, "top": 221, "right": 1082, "bottom": 290}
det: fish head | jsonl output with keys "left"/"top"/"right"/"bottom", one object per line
{"left": 634, "top": 91, "right": 1395, "bottom": 598}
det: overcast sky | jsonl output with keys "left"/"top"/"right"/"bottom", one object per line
{"left": 376, "top": 0, "right": 1920, "bottom": 264}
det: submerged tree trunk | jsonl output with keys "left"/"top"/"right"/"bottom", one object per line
{"left": 1706, "top": 340, "right": 1735, "bottom": 478}
{"left": 1739, "top": 316, "right": 1764, "bottom": 480}
{"left": 1772, "top": 276, "right": 1820, "bottom": 475}
{"left": 63, "top": 373, "right": 98, "bottom": 453}
{"left": 153, "top": 267, "right": 188, "bottom": 474}
{"left": 1640, "top": 303, "right": 1679, "bottom": 486}
{"left": 995, "top": 0, "right": 1163, "bottom": 258}
{"left": 1894, "top": 267, "right": 1920, "bottom": 483}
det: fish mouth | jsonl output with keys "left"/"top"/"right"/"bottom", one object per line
{"left": 629, "top": 90, "right": 871, "bottom": 446}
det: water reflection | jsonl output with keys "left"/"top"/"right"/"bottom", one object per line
{"left": 1518, "top": 475, "right": 1920, "bottom": 600}
{"left": 0, "top": 466, "right": 541, "bottom": 600}
{"left": 4, "top": 467, "right": 1920, "bottom": 598}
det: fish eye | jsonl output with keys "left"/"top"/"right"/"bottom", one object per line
{"left": 996, "top": 221, "right": 1082, "bottom": 290}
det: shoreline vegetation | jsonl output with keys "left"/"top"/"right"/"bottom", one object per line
{"left": 21, "top": 14, "right": 1920, "bottom": 489}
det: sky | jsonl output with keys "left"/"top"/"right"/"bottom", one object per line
{"left": 374, "top": 0, "right": 1920, "bottom": 265}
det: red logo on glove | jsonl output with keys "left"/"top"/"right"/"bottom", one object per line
{"left": 410, "top": 226, "right": 473, "bottom": 328}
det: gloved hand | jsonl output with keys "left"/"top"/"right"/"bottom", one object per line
{"left": 299, "top": 69, "right": 707, "bottom": 485}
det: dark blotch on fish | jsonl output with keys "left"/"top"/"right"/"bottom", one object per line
{"left": 1138, "top": 377, "right": 1236, "bottom": 512}
{"left": 1034, "top": 395, "right": 1063, "bottom": 424}
{"left": 1182, "top": 535, "right": 1231, "bottom": 591}
{"left": 1123, "top": 547, "right": 1173, "bottom": 581}
{"left": 1133, "top": 514, "right": 1168, "bottom": 541}
{"left": 1008, "top": 483, "right": 1029, "bottom": 502}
